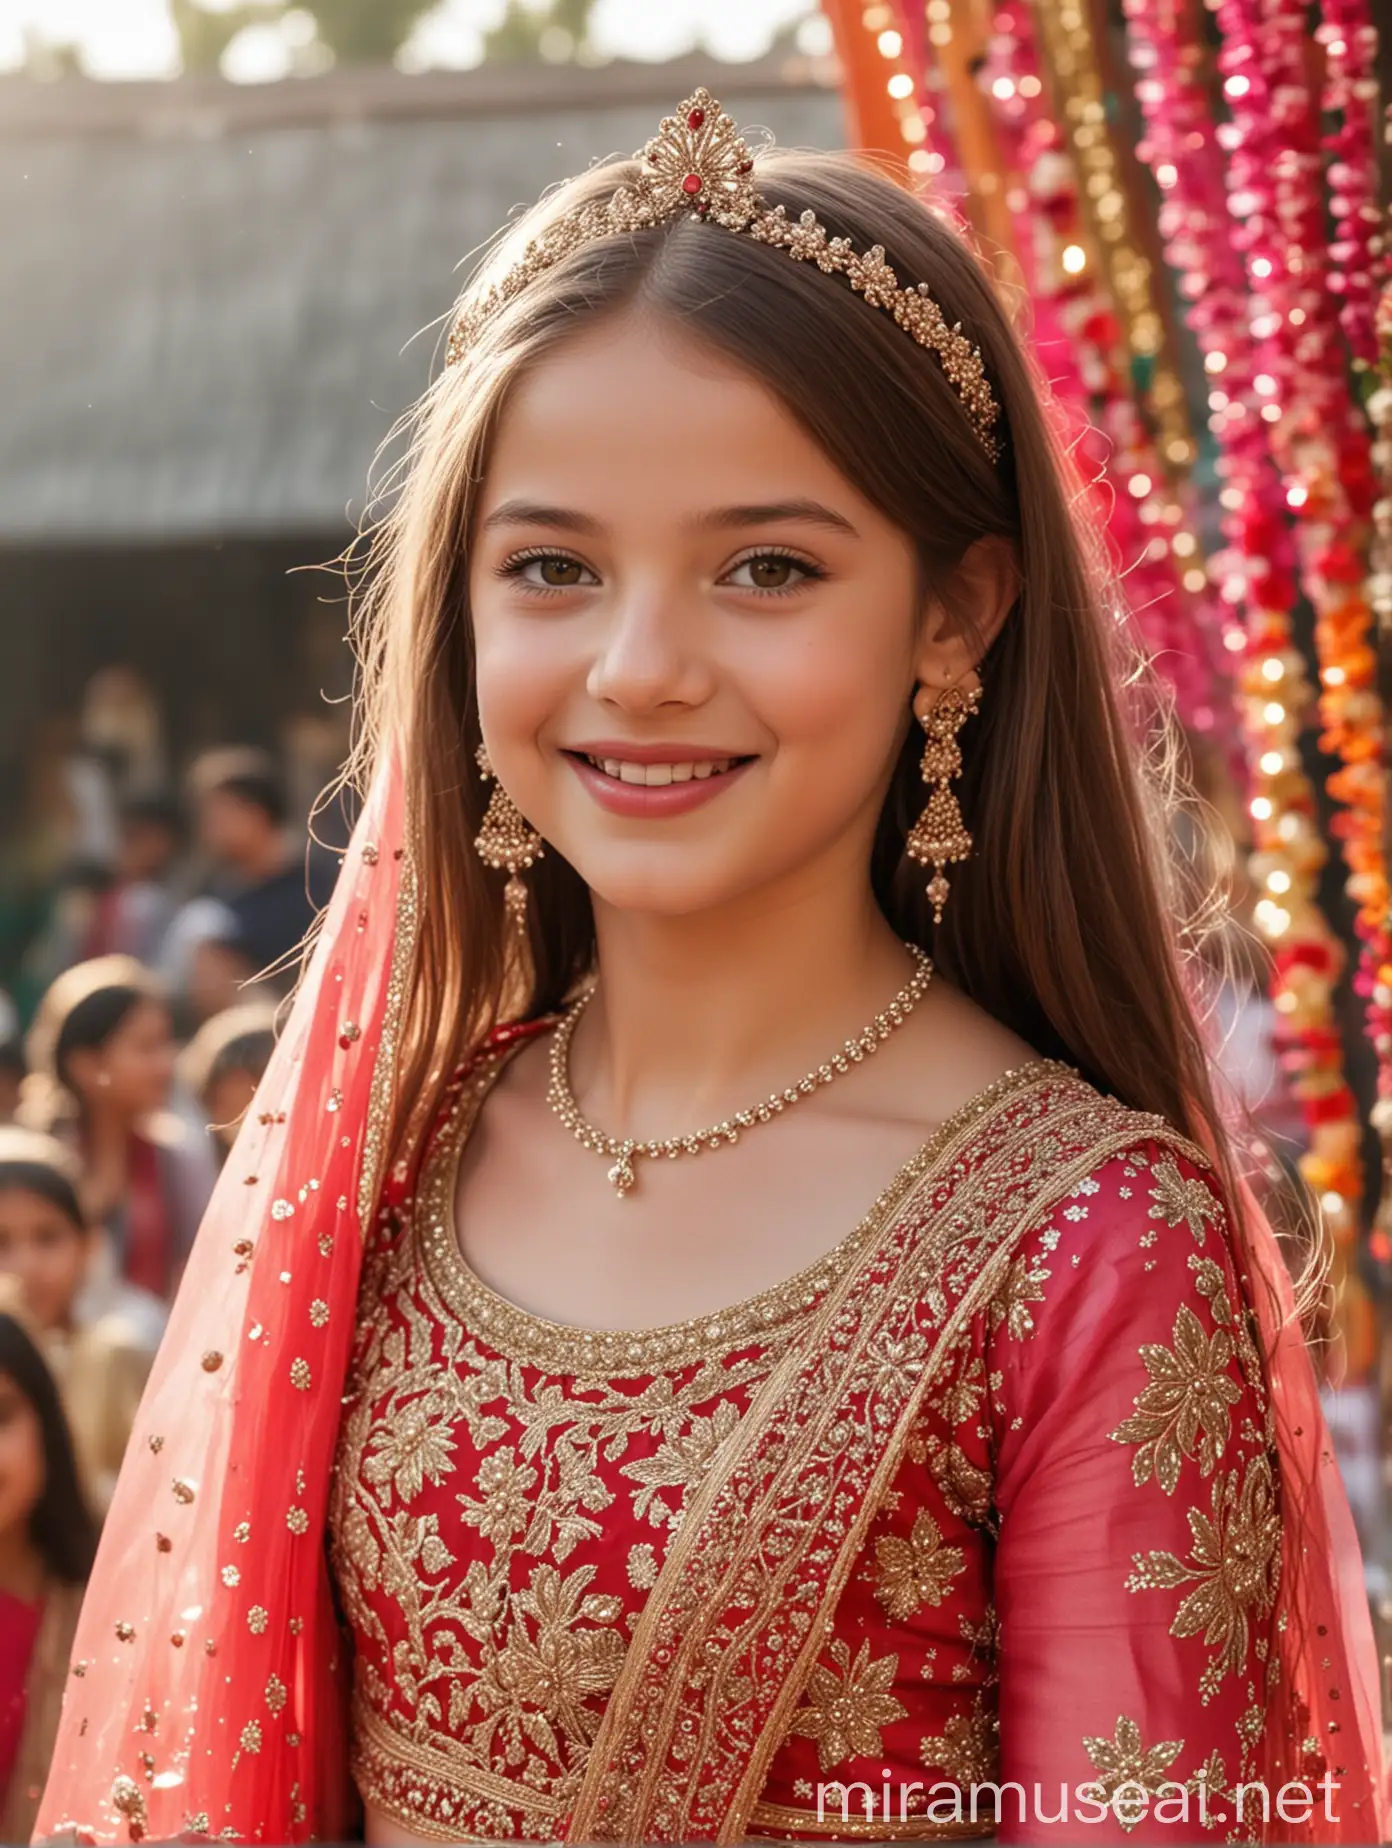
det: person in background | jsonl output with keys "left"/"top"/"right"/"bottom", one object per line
{"left": 0, "top": 1129, "right": 152, "bottom": 1514}
{"left": 184, "top": 747, "right": 336, "bottom": 984}
{"left": 0, "top": 1041, "right": 24, "bottom": 1129}
{"left": 156, "top": 893, "right": 247, "bottom": 1031}
{"left": 17, "top": 956, "right": 215, "bottom": 1316}
{"left": 0, "top": 1279, "right": 96, "bottom": 1842}
{"left": 179, "top": 1002, "right": 278, "bottom": 1163}
{"left": 0, "top": 993, "right": 23, "bottom": 1127}
{"left": 79, "top": 795, "right": 185, "bottom": 967}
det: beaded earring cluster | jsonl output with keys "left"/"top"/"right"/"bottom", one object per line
{"left": 905, "top": 683, "right": 981, "bottom": 925}
{"left": 473, "top": 744, "right": 543, "bottom": 934}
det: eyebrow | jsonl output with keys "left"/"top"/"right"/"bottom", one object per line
{"left": 480, "top": 500, "right": 604, "bottom": 535}
{"left": 692, "top": 500, "right": 860, "bottom": 538}
{"left": 478, "top": 497, "right": 860, "bottom": 539}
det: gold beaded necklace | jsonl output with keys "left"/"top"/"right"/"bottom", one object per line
{"left": 546, "top": 944, "right": 935, "bottom": 1196}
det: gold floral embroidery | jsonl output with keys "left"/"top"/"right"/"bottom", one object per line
{"left": 483, "top": 1562, "right": 627, "bottom": 1754}
{"left": 1190, "top": 1254, "right": 1266, "bottom": 1401}
{"left": 1108, "top": 1304, "right": 1242, "bottom": 1492}
{"left": 918, "top": 1696, "right": 999, "bottom": 1787}
{"left": 787, "top": 1638, "right": 908, "bottom": 1772}
{"left": 620, "top": 1396, "right": 744, "bottom": 1524}
{"left": 921, "top": 1438, "right": 994, "bottom": 1531}
{"left": 987, "top": 1250, "right": 1050, "bottom": 1340}
{"left": 1125, "top": 1454, "right": 1281, "bottom": 1698}
{"left": 872, "top": 1510, "right": 966, "bottom": 1621}
{"left": 1081, "top": 1715, "right": 1185, "bottom": 1830}
{"left": 1148, "top": 1157, "right": 1222, "bottom": 1246}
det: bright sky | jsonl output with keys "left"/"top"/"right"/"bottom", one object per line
{"left": 0, "top": 0, "right": 824, "bottom": 79}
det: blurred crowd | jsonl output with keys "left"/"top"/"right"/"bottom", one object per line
{"left": 0, "top": 674, "right": 338, "bottom": 1835}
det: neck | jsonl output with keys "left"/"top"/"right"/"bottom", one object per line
{"left": 83, "top": 1097, "right": 135, "bottom": 1155}
{"left": 575, "top": 841, "right": 919, "bottom": 1142}
{"left": 0, "top": 1525, "right": 45, "bottom": 1602}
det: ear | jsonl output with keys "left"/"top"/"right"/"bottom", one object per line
{"left": 912, "top": 535, "right": 1020, "bottom": 698}
{"left": 64, "top": 1046, "right": 104, "bottom": 1098}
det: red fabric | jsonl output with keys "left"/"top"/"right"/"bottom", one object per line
{"left": 121, "top": 1135, "right": 169, "bottom": 1300}
{"left": 36, "top": 757, "right": 407, "bottom": 1845}
{"left": 0, "top": 1588, "right": 42, "bottom": 1813}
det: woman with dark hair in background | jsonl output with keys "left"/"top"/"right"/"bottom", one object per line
{"left": 178, "top": 1000, "right": 279, "bottom": 1163}
{"left": 0, "top": 1128, "right": 151, "bottom": 1514}
{"left": 0, "top": 1279, "right": 96, "bottom": 1841}
{"left": 18, "top": 955, "right": 214, "bottom": 1322}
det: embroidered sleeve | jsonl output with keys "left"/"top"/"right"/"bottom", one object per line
{"left": 988, "top": 1140, "right": 1280, "bottom": 1843}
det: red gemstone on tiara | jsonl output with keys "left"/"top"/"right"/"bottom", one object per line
{"left": 688, "top": 108, "right": 705, "bottom": 129}
{"left": 681, "top": 172, "right": 703, "bottom": 195}
{"left": 737, "top": 160, "right": 753, "bottom": 174}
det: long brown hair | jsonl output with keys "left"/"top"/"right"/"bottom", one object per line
{"left": 343, "top": 146, "right": 1306, "bottom": 1309}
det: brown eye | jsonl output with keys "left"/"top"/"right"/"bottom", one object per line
{"left": 538, "top": 556, "right": 584, "bottom": 586}
{"left": 505, "top": 551, "right": 596, "bottom": 589}
{"left": 726, "top": 552, "right": 819, "bottom": 592}
{"left": 748, "top": 556, "right": 793, "bottom": 589}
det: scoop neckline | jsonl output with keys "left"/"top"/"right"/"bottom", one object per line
{"left": 414, "top": 1026, "right": 1067, "bottom": 1378}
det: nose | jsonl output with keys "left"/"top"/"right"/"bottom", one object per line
{"left": 585, "top": 587, "right": 715, "bottom": 714}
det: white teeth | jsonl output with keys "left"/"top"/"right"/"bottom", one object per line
{"left": 584, "top": 755, "right": 741, "bottom": 785}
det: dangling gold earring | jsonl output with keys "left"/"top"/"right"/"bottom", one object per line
{"left": 474, "top": 742, "right": 543, "bottom": 933}
{"left": 905, "top": 682, "right": 981, "bottom": 925}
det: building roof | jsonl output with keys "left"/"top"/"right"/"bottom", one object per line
{"left": 0, "top": 58, "right": 844, "bottom": 542}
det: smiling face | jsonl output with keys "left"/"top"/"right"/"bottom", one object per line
{"left": 468, "top": 311, "right": 932, "bottom": 922}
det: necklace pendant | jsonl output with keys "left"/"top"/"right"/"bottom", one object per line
{"left": 607, "top": 1143, "right": 638, "bottom": 1196}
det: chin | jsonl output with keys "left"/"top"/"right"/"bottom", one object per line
{"left": 574, "top": 853, "right": 767, "bottom": 921}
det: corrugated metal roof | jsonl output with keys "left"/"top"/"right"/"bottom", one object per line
{"left": 0, "top": 61, "right": 844, "bottom": 541}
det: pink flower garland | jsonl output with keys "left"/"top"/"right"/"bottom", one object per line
{"left": 1316, "top": 0, "right": 1384, "bottom": 369}
{"left": 1122, "top": 0, "right": 1364, "bottom": 1234}
{"left": 1213, "top": 0, "right": 1388, "bottom": 1300}
{"left": 976, "top": 5, "right": 1234, "bottom": 743}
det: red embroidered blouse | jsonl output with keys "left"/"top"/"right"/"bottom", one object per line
{"left": 329, "top": 1051, "right": 1286, "bottom": 1844}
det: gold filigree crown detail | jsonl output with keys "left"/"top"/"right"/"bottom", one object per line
{"left": 445, "top": 89, "right": 1003, "bottom": 461}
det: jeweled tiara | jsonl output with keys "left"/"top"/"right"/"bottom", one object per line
{"left": 445, "top": 89, "right": 1003, "bottom": 462}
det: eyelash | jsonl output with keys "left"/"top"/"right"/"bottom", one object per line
{"left": 724, "top": 547, "right": 829, "bottom": 596}
{"left": 495, "top": 545, "right": 829, "bottom": 598}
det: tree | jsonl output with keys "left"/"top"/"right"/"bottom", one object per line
{"left": 483, "top": 0, "right": 598, "bottom": 63}
{"left": 295, "top": 0, "right": 439, "bottom": 63}
{"left": 169, "top": 0, "right": 285, "bottom": 74}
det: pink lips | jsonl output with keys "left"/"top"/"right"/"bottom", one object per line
{"left": 564, "top": 749, "right": 755, "bottom": 818}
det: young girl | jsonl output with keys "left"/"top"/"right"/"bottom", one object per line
{"left": 20, "top": 955, "right": 215, "bottom": 1310}
{"left": 37, "top": 95, "right": 1387, "bottom": 1844}
{"left": 0, "top": 1128, "right": 152, "bottom": 1514}
{"left": 0, "top": 1282, "right": 96, "bottom": 1842}
{"left": 179, "top": 1003, "right": 279, "bottom": 1163}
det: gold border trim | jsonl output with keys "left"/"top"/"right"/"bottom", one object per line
{"left": 417, "top": 1053, "right": 1065, "bottom": 1378}
{"left": 352, "top": 1693, "right": 567, "bottom": 1838}
{"left": 748, "top": 1798, "right": 998, "bottom": 1840}
{"left": 356, "top": 846, "right": 420, "bottom": 1235}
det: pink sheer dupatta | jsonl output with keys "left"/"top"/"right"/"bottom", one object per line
{"left": 1228, "top": 1163, "right": 1389, "bottom": 1841}
{"left": 35, "top": 756, "right": 413, "bottom": 1845}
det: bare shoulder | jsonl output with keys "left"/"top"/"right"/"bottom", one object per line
{"left": 867, "top": 975, "right": 1043, "bottom": 1134}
